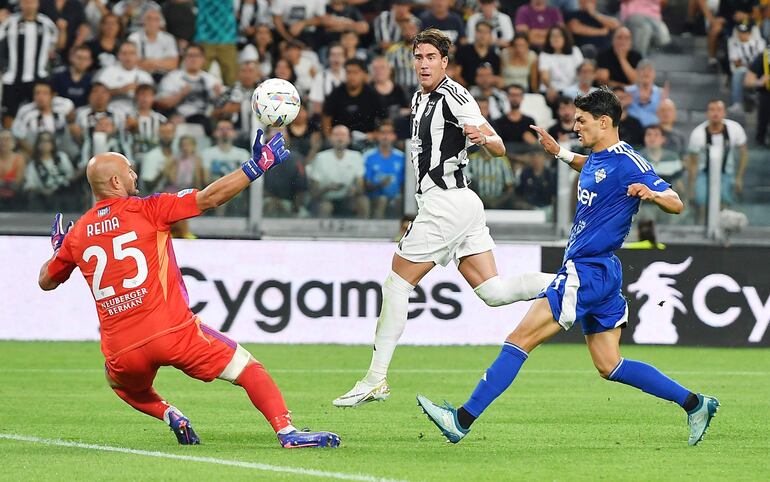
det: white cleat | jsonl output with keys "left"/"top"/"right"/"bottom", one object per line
{"left": 332, "top": 379, "right": 391, "bottom": 408}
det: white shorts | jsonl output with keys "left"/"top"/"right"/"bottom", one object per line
{"left": 396, "top": 187, "right": 495, "bottom": 267}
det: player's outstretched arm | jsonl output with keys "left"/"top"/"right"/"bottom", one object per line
{"left": 529, "top": 125, "right": 587, "bottom": 172}
{"left": 627, "top": 184, "right": 684, "bottom": 214}
{"left": 464, "top": 123, "right": 505, "bottom": 157}
{"left": 38, "top": 213, "right": 73, "bottom": 291}
{"left": 196, "top": 130, "right": 290, "bottom": 212}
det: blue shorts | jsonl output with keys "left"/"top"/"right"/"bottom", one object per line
{"left": 536, "top": 255, "right": 629, "bottom": 335}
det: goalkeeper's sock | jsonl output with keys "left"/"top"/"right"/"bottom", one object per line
{"left": 462, "top": 342, "right": 528, "bottom": 419}
{"left": 364, "top": 271, "right": 415, "bottom": 385}
{"left": 473, "top": 273, "right": 554, "bottom": 306}
{"left": 112, "top": 386, "right": 171, "bottom": 420}
{"left": 608, "top": 358, "right": 694, "bottom": 409}
{"left": 236, "top": 362, "right": 293, "bottom": 433}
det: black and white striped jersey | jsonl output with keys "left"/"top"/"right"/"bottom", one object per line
{"left": 409, "top": 76, "right": 487, "bottom": 194}
{"left": 0, "top": 13, "right": 58, "bottom": 84}
{"left": 134, "top": 110, "right": 168, "bottom": 156}
{"left": 11, "top": 96, "right": 74, "bottom": 140}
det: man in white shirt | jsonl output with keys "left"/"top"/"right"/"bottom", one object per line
{"left": 113, "top": 0, "right": 161, "bottom": 34}
{"left": 271, "top": 0, "right": 326, "bottom": 46}
{"left": 309, "top": 44, "right": 346, "bottom": 116}
{"left": 686, "top": 100, "right": 748, "bottom": 222}
{"left": 284, "top": 41, "right": 321, "bottom": 98}
{"left": 127, "top": 8, "right": 179, "bottom": 81}
{"left": 467, "top": 0, "right": 515, "bottom": 48}
{"left": 201, "top": 118, "right": 252, "bottom": 215}
{"left": 95, "top": 41, "right": 154, "bottom": 113}
{"left": 307, "top": 124, "right": 368, "bottom": 218}
{"left": 214, "top": 61, "right": 262, "bottom": 147}
{"left": 156, "top": 44, "right": 223, "bottom": 133}
{"left": 140, "top": 120, "right": 175, "bottom": 192}
{"left": 469, "top": 63, "right": 509, "bottom": 121}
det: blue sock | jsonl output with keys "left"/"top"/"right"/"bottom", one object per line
{"left": 608, "top": 358, "right": 691, "bottom": 407}
{"left": 463, "top": 343, "right": 528, "bottom": 418}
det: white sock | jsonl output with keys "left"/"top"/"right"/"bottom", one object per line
{"left": 162, "top": 406, "right": 182, "bottom": 425}
{"left": 474, "top": 272, "right": 555, "bottom": 307}
{"left": 277, "top": 425, "right": 297, "bottom": 435}
{"left": 364, "top": 271, "right": 414, "bottom": 384}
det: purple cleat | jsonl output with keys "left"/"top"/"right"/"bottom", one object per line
{"left": 167, "top": 411, "right": 200, "bottom": 445}
{"left": 277, "top": 429, "right": 341, "bottom": 449}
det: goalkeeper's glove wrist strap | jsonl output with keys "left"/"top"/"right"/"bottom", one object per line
{"left": 241, "top": 159, "right": 264, "bottom": 182}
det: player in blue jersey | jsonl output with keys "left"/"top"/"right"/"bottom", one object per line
{"left": 416, "top": 87, "right": 719, "bottom": 447}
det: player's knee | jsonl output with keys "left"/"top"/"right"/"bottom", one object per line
{"left": 217, "top": 344, "right": 255, "bottom": 384}
{"left": 595, "top": 361, "right": 619, "bottom": 379}
{"left": 474, "top": 276, "right": 506, "bottom": 307}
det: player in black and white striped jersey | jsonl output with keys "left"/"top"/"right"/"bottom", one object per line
{"left": 333, "top": 28, "right": 554, "bottom": 408}
{"left": 0, "top": 0, "right": 59, "bottom": 122}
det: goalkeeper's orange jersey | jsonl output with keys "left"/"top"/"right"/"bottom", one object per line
{"left": 48, "top": 189, "right": 202, "bottom": 360}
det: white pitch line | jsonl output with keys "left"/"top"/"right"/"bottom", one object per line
{"left": 0, "top": 433, "right": 403, "bottom": 482}
{"left": 0, "top": 368, "right": 767, "bottom": 376}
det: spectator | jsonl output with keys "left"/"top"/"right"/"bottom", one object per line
{"left": 71, "top": 82, "right": 129, "bottom": 146}
{"left": 469, "top": 64, "right": 509, "bottom": 121}
{"left": 307, "top": 124, "right": 368, "bottom": 218}
{"left": 283, "top": 41, "right": 322, "bottom": 98}
{"left": 52, "top": 45, "right": 94, "bottom": 108}
{"left": 12, "top": 83, "right": 75, "bottom": 153}
{"left": 162, "top": 0, "right": 196, "bottom": 52}
{"left": 364, "top": 119, "right": 405, "bottom": 219}
{"left": 156, "top": 44, "right": 223, "bottom": 133}
{"left": 86, "top": 13, "right": 122, "bottom": 72}
{"left": 467, "top": 0, "right": 515, "bottom": 48}
{"left": 238, "top": 24, "right": 276, "bottom": 75}
{"left": 550, "top": 0, "right": 579, "bottom": 13}
{"left": 140, "top": 121, "right": 175, "bottom": 192}
{"left": 492, "top": 84, "right": 538, "bottom": 144}
{"left": 373, "top": 0, "right": 420, "bottom": 52}
{"left": 728, "top": 24, "right": 766, "bottom": 113}
{"left": 657, "top": 98, "right": 687, "bottom": 156}
{"left": 95, "top": 41, "right": 155, "bottom": 113}
{"left": 80, "top": 115, "right": 132, "bottom": 168}
{"left": 516, "top": 149, "right": 555, "bottom": 212}
{"left": 320, "top": 0, "right": 369, "bottom": 47}
{"left": 214, "top": 61, "right": 261, "bottom": 147}
{"left": 0, "top": 129, "right": 26, "bottom": 210}
{"left": 339, "top": 30, "right": 369, "bottom": 63}
{"left": 264, "top": 126, "right": 309, "bottom": 218}
{"left": 596, "top": 27, "right": 642, "bottom": 87}
{"left": 624, "top": 218, "right": 666, "bottom": 249}
{"left": 201, "top": 119, "right": 251, "bottom": 184}
{"left": 271, "top": 0, "right": 325, "bottom": 46}
{"left": 166, "top": 135, "right": 205, "bottom": 191}
{"left": 113, "top": 0, "right": 160, "bottom": 35}
{"left": 547, "top": 96, "right": 580, "bottom": 148}
{"left": 234, "top": 0, "right": 272, "bottom": 47}
{"left": 710, "top": 1, "right": 758, "bottom": 67}
{"left": 686, "top": 100, "right": 748, "bottom": 217}
{"left": 419, "top": 0, "right": 465, "bottom": 44}
{"left": 309, "top": 44, "right": 346, "bottom": 116}
{"left": 24, "top": 131, "right": 77, "bottom": 210}
{"left": 625, "top": 59, "right": 666, "bottom": 127}
{"left": 195, "top": 0, "right": 238, "bottom": 86}
{"left": 127, "top": 9, "right": 180, "bottom": 82}
{"left": 745, "top": 46, "right": 770, "bottom": 146}
{"left": 287, "top": 105, "right": 323, "bottom": 161}
{"left": 566, "top": 0, "right": 619, "bottom": 51}
{"left": 40, "top": 0, "right": 87, "bottom": 53}
{"left": 500, "top": 33, "right": 539, "bottom": 92}
{"left": 127, "top": 83, "right": 167, "bottom": 162}
{"left": 562, "top": 59, "right": 599, "bottom": 98}
{"left": 456, "top": 21, "right": 501, "bottom": 84}
{"left": 620, "top": 0, "right": 671, "bottom": 56}
{"left": 538, "top": 25, "right": 584, "bottom": 104}
{"left": 612, "top": 86, "right": 644, "bottom": 146}
{"left": 272, "top": 57, "right": 298, "bottom": 84}
{"left": 0, "top": 0, "right": 59, "bottom": 124}
{"left": 370, "top": 56, "right": 410, "bottom": 121}
{"left": 466, "top": 148, "right": 516, "bottom": 209}
{"left": 639, "top": 124, "right": 683, "bottom": 184}
{"left": 386, "top": 19, "right": 420, "bottom": 95}
{"left": 322, "top": 58, "right": 383, "bottom": 141}
{"left": 514, "top": 0, "right": 564, "bottom": 51}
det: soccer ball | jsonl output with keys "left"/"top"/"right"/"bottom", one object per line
{"left": 251, "top": 78, "right": 301, "bottom": 127}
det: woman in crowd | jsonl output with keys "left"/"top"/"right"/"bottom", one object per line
{"left": 538, "top": 26, "right": 584, "bottom": 104}
{"left": 87, "top": 13, "right": 123, "bottom": 72}
{"left": 500, "top": 33, "right": 539, "bottom": 92}
{"left": 0, "top": 129, "right": 26, "bottom": 210}
{"left": 23, "top": 132, "right": 76, "bottom": 211}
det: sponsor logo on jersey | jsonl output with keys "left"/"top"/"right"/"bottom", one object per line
{"left": 97, "top": 206, "right": 110, "bottom": 217}
{"left": 577, "top": 182, "right": 598, "bottom": 206}
{"left": 594, "top": 168, "right": 606, "bottom": 183}
{"left": 177, "top": 188, "right": 194, "bottom": 197}
{"left": 653, "top": 178, "right": 665, "bottom": 186}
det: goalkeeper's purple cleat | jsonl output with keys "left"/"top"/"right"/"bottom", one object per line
{"left": 278, "top": 429, "right": 341, "bottom": 449}
{"left": 167, "top": 411, "right": 200, "bottom": 445}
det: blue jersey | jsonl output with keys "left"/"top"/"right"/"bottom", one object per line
{"left": 364, "top": 147, "right": 406, "bottom": 198}
{"left": 564, "top": 141, "right": 670, "bottom": 261}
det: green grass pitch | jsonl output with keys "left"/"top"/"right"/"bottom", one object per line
{"left": 0, "top": 341, "right": 768, "bottom": 481}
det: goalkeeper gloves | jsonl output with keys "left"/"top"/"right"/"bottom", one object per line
{"left": 50, "top": 213, "right": 73, "bottom": 253}
{"left": 241, "top": 129, "right": 291, "bottom": 181}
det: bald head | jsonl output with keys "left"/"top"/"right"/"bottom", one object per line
{"left": 87, "top": 152, "right": 139, "bottom": 200}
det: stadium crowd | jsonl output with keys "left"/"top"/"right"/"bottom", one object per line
{"left": 0, "top": 0, "right": 768, "bottom": 228}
